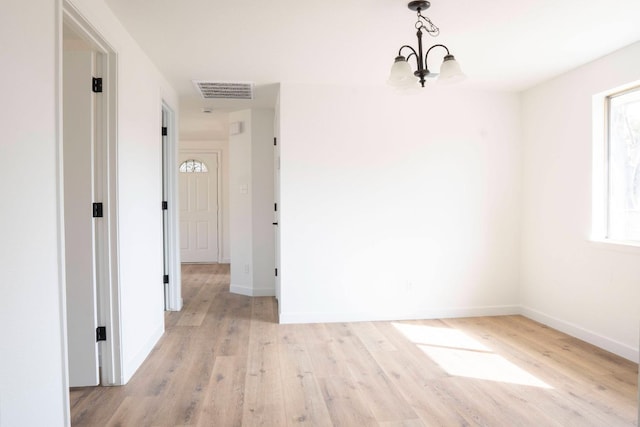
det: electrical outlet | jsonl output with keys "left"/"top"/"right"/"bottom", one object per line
{"left": 244, "top": 264, "right": 250, "bottom": 274}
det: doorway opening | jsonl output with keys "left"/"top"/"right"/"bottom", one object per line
{"left": 61, "top": 1, "right": 121, "bottom": 386}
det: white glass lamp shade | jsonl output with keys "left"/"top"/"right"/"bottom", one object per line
{"left": 438, "top": 54, "right": 466, "bottom": 84}
{"left": 388, "top": 56, "right": 417, "bottom": 88}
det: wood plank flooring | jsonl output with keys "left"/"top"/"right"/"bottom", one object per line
{"left": 70, "top": 264, "right": 639, "bottom": 426}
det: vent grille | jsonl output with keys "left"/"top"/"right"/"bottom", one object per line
{"left": 192, "top": 80, "right": 254, "bottom": 100}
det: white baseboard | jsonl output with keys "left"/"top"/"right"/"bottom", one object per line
{"left": 279, "top": 304, "right": 639, "bottom": 362}
{"left": 279, "top": 305, "right": 520, "bottom": 325}
{"left": 519, "top": 306, "right": 638, "bottom": 362}
{"left": 230, "top": 284, "right": 275, "bottom": 297}
{"left": 121, "top": 322, "right": 164, "bottom": 384}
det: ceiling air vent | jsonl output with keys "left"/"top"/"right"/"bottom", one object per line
{"left": 192, "top": 80, "right": 254, "bottom": 100}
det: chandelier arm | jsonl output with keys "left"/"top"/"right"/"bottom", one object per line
{"left": 423, "top": 43, "right": 450, "bottom": 72}
{"left": 405, "top": 52, "right": 417, "bottom": 63}
{"left": 398, "top": 45, "right": 422, "bottom": 70}
{"left": 398, "top": 45, "right": 418, "bottom": 59}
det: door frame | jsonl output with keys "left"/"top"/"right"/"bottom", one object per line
{"left": 162, "top": 102, "right": 182, "bottom": 311}
{"left": 273, "top": 105, "right": 281, "bottom": 305}
{"left": 179, "top": 148, "right": 223, "bottom": 264}
{"left": 59, "top": 0, "right": 122, "bottom": 386}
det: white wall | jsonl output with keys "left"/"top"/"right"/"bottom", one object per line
{"left": 229, "top": 110, "right": 253, "bottom": 293}
{"left": 229, "top": 109, "right": 275, "bottom": 297}
{"left": 0, "top": 0, "right": 68, "bottom": 424}
{"left": 1, "top": 0, "right": 179, "bottom": 421}
{"left": 521, "top": 41, "right": 640, "bottom": 361}
{"left": 180, "top": 139, "right": 231, "bottom": 262}
{"left": 66, "top": 0, "right": 179, "bottom": 382}
{"left": 278, "top": 83, "right": 522, "bottom": 323}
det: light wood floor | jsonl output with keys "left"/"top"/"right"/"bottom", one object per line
{"left": 70, "top": 264, "right": 638, "bottom": 426}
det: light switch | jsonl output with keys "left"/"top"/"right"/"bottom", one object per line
{"left": 240, "top": 184, "right": 248, "bottom": 194}
{"left": 230, "top": 121, "right": 243, "bottom": 135}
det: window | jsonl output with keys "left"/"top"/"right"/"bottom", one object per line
{"left": 604, "top": 86, "right": 640, "bottom": 242}
{"left": 179, "top": 159, "right": 208, "bottom": 173}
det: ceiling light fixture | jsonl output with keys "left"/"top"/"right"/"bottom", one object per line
{"left": 388, "top": 1, "right": 465, "bottom": 88}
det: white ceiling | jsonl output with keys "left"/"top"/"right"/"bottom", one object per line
{"left": 104, "top": 0, "right": 640, "bottom": 136}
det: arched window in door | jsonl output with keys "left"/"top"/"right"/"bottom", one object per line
{"left": 179, "top": 159, "right": 209, "bottom": 173}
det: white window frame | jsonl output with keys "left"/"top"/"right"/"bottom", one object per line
{"left": 592, "top": 81, "right": 640, "bottom": 250}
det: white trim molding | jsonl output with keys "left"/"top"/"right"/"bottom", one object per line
{"left": 163, "top": 102, "right": 182, "bottom": 311}
{"left": 230, "top": 284, "right": 276, "bottom": 297}
{"left": 54, "top": 0, "right": 70, "bottom": 423}
{"left": 520, "top": 306, "right": 638, "bottom": 362}
{"left": 279, "top": 305, "right": 520, "bottom": 325}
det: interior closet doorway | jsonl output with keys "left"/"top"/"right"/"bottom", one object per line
{"left": 62, "top": 2, "right": 121, "bottom": 386}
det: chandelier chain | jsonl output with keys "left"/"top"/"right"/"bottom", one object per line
{"left": 415, "top": 10, "right": 439, "bottom": 37}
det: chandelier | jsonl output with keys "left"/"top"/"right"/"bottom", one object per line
{"left": 388, "top": 1, "right": 465, "bottom": 88}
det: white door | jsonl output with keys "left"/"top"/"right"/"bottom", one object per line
{"left": 273, "top": 119, "right": 281, "bottom": 302}
{"left": 162, "top": 108, "right": 169, "bottom": 308}
{"left": 63, "top": 49, "right": 100, "bottom": 387}
{"left": 179, "top": 153, "right": 219, "bottom": 263}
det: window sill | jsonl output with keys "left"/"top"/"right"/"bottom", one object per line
{"left": 589, "top": 238, "right": 640, "bottom": 255}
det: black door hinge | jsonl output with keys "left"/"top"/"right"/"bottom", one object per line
{"left": 162, "top": 201, "right": 168, "bottom": 210}
{"left": 274, "top": 203, "right": 277, "bottom": 211}
{"left": 92, "top": 202, "right": 103, "bottom": 218}
{"left": 96, "top": 326, "right": 107, "bottom": 342}
{"left": 275, "top": 268, "right": 278, "bottom": 277}
{"left": 162, "top": 126, "right": 168, "bottom": 136}
{"left": 273, "top": 137, "right": 277, "bottom": 146}
{"left": 92, "top": 77, "right": 103, "bottom": 93}
{"left": 163, "top": 274, "right": 169, "bottom": 284}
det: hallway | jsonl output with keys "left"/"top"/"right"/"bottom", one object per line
{"left": 69, "top": 264, "right": 638, "bottom": 426}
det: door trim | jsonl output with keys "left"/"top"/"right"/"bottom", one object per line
{"left": 60, "top": 0, "right": 123, "bottom": 386}
{"left": 179, "top": 148, "right": 223, "bottom": 264}
{"left": 273, "top": 107, "right": 281, "bottom": 306}
{"left": 54, "top": 1, "right": 68, "bottom": 422}
{"left": 162, "top": 103, "right": 182, "bottom": 311}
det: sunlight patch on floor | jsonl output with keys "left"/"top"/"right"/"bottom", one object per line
{"left": 392, "top": 322, "right": 553, "bottom": 389}
{"left": 392, "top": 322, "right": 491, "bottom": 352}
